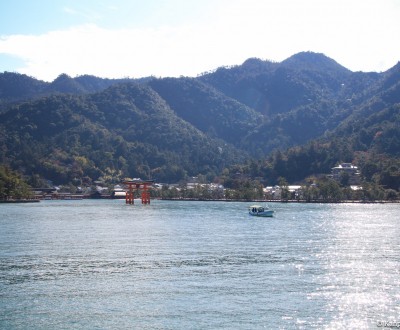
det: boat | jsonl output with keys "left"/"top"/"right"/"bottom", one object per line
{"left": 248, "top": 204, "right": 274, "bottom": 217}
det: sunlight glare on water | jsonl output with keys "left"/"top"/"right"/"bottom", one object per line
{"left": 307, "top": 204, "right": 400, "bottom": 329}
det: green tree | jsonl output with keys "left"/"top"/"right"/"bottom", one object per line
{"left": 0, "top": 166, "right": 32, "bottom": 200}
{"left": 278, "top": 176, "right": 290, "bottom": 201}
{"left": 318, "top": 178, "right": 342, "bottom": 202}
{"left": 385, "top": 189, "right": 398, "bottom": 201}
{"left": 302, "top": 184, "right": 320, "bottom": 202}
{"left": 339, "top": 171, "right": 350, "bottom": 186}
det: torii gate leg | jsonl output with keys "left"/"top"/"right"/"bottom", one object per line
{"left": 141, "top": 184, "right": 151, "bottom": 204}
{"left": 125, "top": 184, "right": 134, "bottom": 204}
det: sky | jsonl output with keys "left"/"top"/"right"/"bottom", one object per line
{"left": 0, "top": 0, "right": 399, "bottom": 81}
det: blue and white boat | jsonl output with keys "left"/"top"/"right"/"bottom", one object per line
{"left": 248, "top": 204, "right": 274, "bottom": 217}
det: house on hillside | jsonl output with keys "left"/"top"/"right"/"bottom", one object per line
{"left": 331, "top": 163, "right": 360, "bottom": 185}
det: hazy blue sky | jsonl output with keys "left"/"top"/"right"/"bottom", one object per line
{"left": 1, "top": 0, "right": 399, "bottom": 81}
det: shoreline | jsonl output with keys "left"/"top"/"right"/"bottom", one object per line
{"left": 1, "top": 198, "right": 398, "bottom": 204}
{"left": 160, "top": 198, "right": 399, "bottom": 204}
{"left": 0, "top": 199, "right": 40, "bottom": 203}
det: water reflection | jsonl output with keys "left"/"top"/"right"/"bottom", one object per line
{"left": 312, "top": 204, "right": 400, "bottom": 328}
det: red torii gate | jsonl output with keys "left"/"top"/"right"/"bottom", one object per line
{"left": 123, "top": 179, "right": 154, "bottom": 205}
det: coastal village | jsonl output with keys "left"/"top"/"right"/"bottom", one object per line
{"left": 27, "top": 162, "right": 396, "bottom": 203}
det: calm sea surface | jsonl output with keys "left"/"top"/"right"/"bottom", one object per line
{"left": 1, "top": 200, "right": 399, "bottom": 329}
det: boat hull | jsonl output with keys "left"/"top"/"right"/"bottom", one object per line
{"left": 248, "top": 204, "right": 274, "bottom": 217}
{"left": 249, "top": 211, "right": 274, "bottom": 217}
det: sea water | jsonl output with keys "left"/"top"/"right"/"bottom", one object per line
{"left": 0, "top": 200, "right": 399, "bottom": 329}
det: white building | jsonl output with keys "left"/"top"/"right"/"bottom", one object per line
{"left": 331, "top": 163, "right": 360, "bottom": 184}
{"left": 264, "top": 185, "right": 302, "bottom": 199}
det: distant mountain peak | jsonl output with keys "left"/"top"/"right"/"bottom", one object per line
{"left": 241, "top": 57, "right": 277, "bottom": 71}
{"left": 49, "top": 73, "right": 87, "bottom": 94}
{"left": 53, "top": 73, "right": 73, "bottom": 81}
{"left": 282, "top": 51, "right": 350, "bottom": 73}
{"left": 242, "top": 57, "right": 264, "bottom": 66}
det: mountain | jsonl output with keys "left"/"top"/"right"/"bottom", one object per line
{"left": 200, "top": 52, "right": 358, "bottom": 116}
{"left": 0, "top": 82, "right": 243, "bottom": 184}
{"left": 148, "top": 77, "right": 263, "bottom": 146}
{"left": 251, "top": 61, "right": 400, "bottom": 188}
{"left": 199, "top": 52, "right": 384, "bottom": 154}
{"left": 0, "top": 72, "right": 139, "bottom": 111}
{"left": 0, "top": 72, "right": 47, "bottom": 104}
{"left": 332, "top": 62, "right": 400, "bottom": 156}
{"left": 281, "top": 51, "right": 349, "bottom": 73}
{"left": 0, "top": 52, "right": 399, "bottom": 187}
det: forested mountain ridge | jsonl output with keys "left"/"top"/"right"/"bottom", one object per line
{"left": 0, "top": 51, "right": 399, "bottom": 189}
{"left": 197, "top": 52, "right": 388, "bottom": 154}
{"left": 248, "top": 61, "right": 400, "bottom": 190}
{"left": 200, "top": 52, "right": 363, "bottom": 115}
{"left": 0, "top": 72, "right": 138, "bottom": 109}
{"left": 331, "top": 62, "right": 400, "bottom": 157}
{"left": 148, "top": 77, "right": 263, "bottom": 147}
{"left": 0, "top": 82, "right": 242, "bottom": 184}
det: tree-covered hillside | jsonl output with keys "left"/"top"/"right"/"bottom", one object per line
{"left": 0, "top": 83, "right": 243, "bottom": 184}
{"left": 0, "top": 72, "right": 137, "bottom": 111}
{"left": 227, "top": 62, "right": 400, "bottom": 189}
{"left": 200, "top": 52, "right": 357, "bottom": 115}
{"left": 200, "top": 52, "right": 385, "bottom": 154}
{"left": 148, "top": 77, "right": 263, "bottom": 146}
{"left": 0, "top": 52, "right": 399, "bottom": 191}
